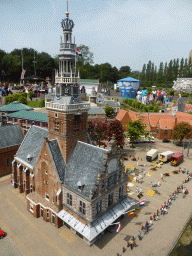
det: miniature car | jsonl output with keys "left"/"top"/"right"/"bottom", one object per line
{"left": 0, "top": 229, "right": 5, "bottom": 239}
{"left": 162, "top": 139, "right": 170, "bottom": 143}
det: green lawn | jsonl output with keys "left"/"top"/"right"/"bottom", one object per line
{"left": 27, "top": 101, "right": 40, "bottom": 108}
{"left": 170, "top": 218, "right": 192, "bottom": 256}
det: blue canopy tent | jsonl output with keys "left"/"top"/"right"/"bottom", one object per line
{"left": 117, "top": 77, "right": 141, "bottom": 99}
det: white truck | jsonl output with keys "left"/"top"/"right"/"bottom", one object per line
{"left": 158, "top": 151, "right": 174, "bottom": 162}
{"left": 146, "top": 149, "right": 158, "bottom": 162}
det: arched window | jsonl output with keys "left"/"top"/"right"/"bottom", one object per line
{"left": 30, "top": 184, "right": 33, "bottom": 193}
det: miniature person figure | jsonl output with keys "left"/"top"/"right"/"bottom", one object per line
{"left": 157, "top": 180, "right": 161, "bottom": 187}
{"left": 137, "top": 231, "right": 142, "bottom": 240}
{"left": 153, "top": 213, "right": 156, "bottom": 221}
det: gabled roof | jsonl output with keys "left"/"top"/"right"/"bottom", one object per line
{"left": 177, "top": 119, "right": 192, "bottom": 125}
{"left": 0, "top": 124, "right": 24, "bottom": 149}
{"left": 7, "top": 110, "right": 48, "bottom": 122}
{"left": 47, "top": 139, "right": 66, "bottom": 183}
{"left": 15, "top": 126, "right": 48, "bottom": 169}
{"left": 0, "top": 101, "right": 33, "bottom": 113}
{"left": 159, "top": 119, "right": 175, "bottom": 130}
{"left": 64, "top": 141, "right": 107, "bottom": 199}
{"left": 149, "top": 114, "right": 174, "bottom": 127}
{"left": 104, "top": 100, "right": 120, "bottom": 107}
{"left": 116, "top": 109, "right": 127, "bottom": 121}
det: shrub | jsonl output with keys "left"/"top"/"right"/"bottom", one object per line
{"left": 4, "top": 96, "right": 11, "bottom": 105}
{"left": 144, "top": 106, "right": 148, "bottom": 112}
{"left": 39, "top": 99, "right": 45, "bottom": 108}
{"left": 175, "top": 92, "right": 178, "bottom": 96}
{"left": 148, "top": 105, "right": 154, "bottom": 111}
{"left": 154, "top": 105, "right": 160, "bottom": 112}
{"left": 18, "top": 96, "right": 27, "bottom": 105}
{"left": 129, "top": 107, "right": 135, "bottom": 111}
{"left": 28, "top": 91, "right": 33, "bottom": 101}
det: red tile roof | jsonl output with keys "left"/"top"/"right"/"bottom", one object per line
{"left": 116, "top": 109, "right": 127, "bottom": 121}
{"left": 159, "top": 119, "right": 175, "bottom": 130}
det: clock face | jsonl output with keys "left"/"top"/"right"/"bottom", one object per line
{"left": 108, "top": 158, "right": 118, "bottom": 174}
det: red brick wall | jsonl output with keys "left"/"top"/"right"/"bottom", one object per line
{"left": 34, "top": 140, "right": 62, "bottom": 209}
{"left": 48, "top": 111, "right": 88, "bottom": 162}
{"left": 0, "top": 145, "right": 20, "bottom": 177}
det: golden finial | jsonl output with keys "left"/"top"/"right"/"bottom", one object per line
{"left": 66, "top": 11, "right": 69, "bottom": 17}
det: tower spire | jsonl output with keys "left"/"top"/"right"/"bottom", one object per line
{"left": 67, "top": 0, "right": 68, "bottom": 12}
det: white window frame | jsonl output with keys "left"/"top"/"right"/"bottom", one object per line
{"left": 79, "top": 201, "right": 86, "bottom": 215}
{"left": 67, "top": 193, "right": 72, "bottom": 206}
{"left": 30, "top": 202, "right": 34, "bottom": 213}
{"left": 45, "top": 193, "right": 49, "bottom": 201}
{"left": 51, "top": 213, "right": 55, "bottom": 225}
{"left": 96, "top": 200, "right": 102, "bottom": 215}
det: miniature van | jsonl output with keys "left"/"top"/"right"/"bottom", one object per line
{"left": 158, "top": 151, "right": 174, "bottom": 162}
{"left": 171, "top": 153, "right": 183, "bottom": 166}
{"left": 146, "top": 149, "right": 158, "bottom": 162}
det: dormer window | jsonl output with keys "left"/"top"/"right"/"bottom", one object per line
{"left": 77, "top": 179, "right": 85, "bottom": 191}
{"left": 27, "top": 154, "right": 33, "bottom": 162}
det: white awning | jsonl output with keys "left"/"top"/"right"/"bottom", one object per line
{"left": 58, "top": 197, "right": 135, "bottom": 243}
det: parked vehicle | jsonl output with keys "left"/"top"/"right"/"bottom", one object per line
{"left": 158, "top": 151, "right": 174, "bottom": 162}
{"left": 0, "top": 229, "right": 5, "bottom": 239}
{"left": 162, "top": 139, "right": 170, "bottom": 143}
{"left": 146, "top": 149, "right": 158, "bottom": 162}
{"left": 171, "top": 153, "right": 184, "bottom": 166}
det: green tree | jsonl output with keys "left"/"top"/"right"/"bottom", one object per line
{"left": 173, "top": 122, "right": 192, "bottom": 144}
{"left": 118, "top": 66, "right": 131, "bottom": 79}
{"left": 107, "top": 119, "right": 125, "bottom": 148}
{"left": 126, "top": 119, "right": 147, "bottom": 147}
{"left": 104, "top": 105, "right": 115, "bottom": 118}
{"left": 76, "top": 44, "right": 94, "bottom": 66}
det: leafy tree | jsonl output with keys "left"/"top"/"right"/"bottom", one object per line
{"left": 107, "top": 119, "right": 125, "bottom": 148}
{"left": 104, "top": 105, "right": 114, "bottom": 118}
{"left": 118, "top": 66, "right": 131, "bottom": 79}
{"left": 173, "top": 122, "right": 192, "bottom": 144}
{"left": 87, "top": 120, "right": 107, "bottom": 147}
{"left": 76, "top": 44, "right": 94, "bottom": 66}
{"left": 28, "top": 91, "right": 33, "bottom": 101}
{"left": 126, "top": 119, "right": 147, "bottom": 147}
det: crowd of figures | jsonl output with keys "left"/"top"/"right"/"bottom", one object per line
{"left": 117, "top": 170, "right": 191, "bottom": 255}
{"left": 136, "top": 87, "right": 175, "bottom": 105}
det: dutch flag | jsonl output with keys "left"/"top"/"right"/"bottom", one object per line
{"left": 139, "top": 199, "right": 145, "bottom": 207}
{"left": 115, "top": 222, "right": 121, "bottom": 233}
{"left": 76, "top": 47, "right": 82, "bottom": 56}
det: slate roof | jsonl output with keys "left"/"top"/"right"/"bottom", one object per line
{"left": 15, "top": 126, "right": 48, "bottom": 169}
{"left": 7, "top": 110, "right": 48, "bottom": 123}
{"left": 104, "top": 100, "right": 120, "bottom": 107}
{"left": 64, "top": 141, "right": 107, "bottom": 199}
{"left": 47, "top": 139, "right": 66, "bottom": 183}
{"left": 88, "top": 107, "right": 105, "bottom": 115}
{"left": 0, "top": 101, "right": 33, "bottom": 113}
{"left": 0, "top": 124, "right": 24, "bottom": 149}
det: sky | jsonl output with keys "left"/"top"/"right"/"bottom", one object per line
{"left": 1, "top": 0, "right": 192, "bottom": 71}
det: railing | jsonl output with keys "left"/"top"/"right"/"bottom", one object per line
{"left": 55, "top": 77, "right": 79, "bottom": 83}
{"left": 60, "top": 43, "right": 75, "bottom": 50}
{"left": 46, "top": 102, "right": 90, "bottom": 112}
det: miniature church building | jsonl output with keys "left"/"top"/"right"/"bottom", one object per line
{"left": 12, "top": 9, "right": 134, "bottom": 245}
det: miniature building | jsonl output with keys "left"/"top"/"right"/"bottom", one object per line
{"left": 12, "top": 10, "right": 134, "bottom": 245}
{"left": 117, "top": 109, "right": 192, "bottom": 140}
{"left": 0, "top": 124, "right": 24, "bottom": 177}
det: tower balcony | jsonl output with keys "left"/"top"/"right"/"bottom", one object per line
{"left": 55, "top": 76, "right": 79, "bottom": 84}
{"left": 45, "top": 101, "right": 90, "bottom": 113}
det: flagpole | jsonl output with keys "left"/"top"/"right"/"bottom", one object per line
{"left": 74, "top": 35, "right": 76, "bottom": 77}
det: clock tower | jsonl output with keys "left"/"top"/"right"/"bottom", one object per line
{"left": 46, "top": 8, "right": 90, "bottom": 163}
